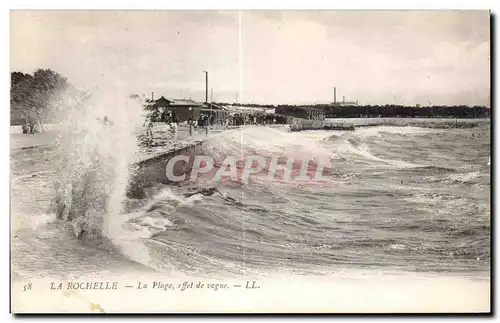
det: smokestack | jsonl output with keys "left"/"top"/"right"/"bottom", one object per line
{"left": 204, "top": 71, "right": 209, "bottom": 103}
{"left": 334, "top": 87, "right": 337, "bottom": 104}
{"left": 343, "top": 96, "right": 345, "bottom": 104}
{"left": 151, "top": 92, "right": 154, "bottom": 101}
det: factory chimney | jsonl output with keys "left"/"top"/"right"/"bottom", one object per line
{"left": 334, "top": 87, "right": 337, "bottom": 104}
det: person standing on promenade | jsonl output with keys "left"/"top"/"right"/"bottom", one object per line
{"left": 188, "top": 116, "right": 194, "bottom": 136}
{"left": 144, "top": 114, "right": 154, "bottom": 141}
{"left": 170, "top": 119, "right": 178, "bottom": 142}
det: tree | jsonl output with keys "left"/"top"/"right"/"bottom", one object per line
{"left": 10, "top": 69, "right": 70, "bottom": 126}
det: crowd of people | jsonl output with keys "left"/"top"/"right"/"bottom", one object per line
{"left": 228, "top": 113, "right": 287, "bottom": 126}
{"left": 191, "top": 114, "right": 214, "bottom": 128}
{"left": 142, "top": 108, "right": 289, "bottom": 143}
{"left": 22, "top": 117, "right": 44, "bottom": 134}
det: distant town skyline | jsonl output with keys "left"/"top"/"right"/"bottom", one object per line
{"left": 11, "top": 10, "right": 490, "bottom": 107}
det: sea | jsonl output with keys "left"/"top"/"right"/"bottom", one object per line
{"left": 10, "top": 116, "right": 491, "bottom": 281}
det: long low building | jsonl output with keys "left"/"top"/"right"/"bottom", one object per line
{"left": 149, "top": 96, "right": 231, "bottom": 123}
{"left": 275, "top": 106, "right": 325, "bottom": 121}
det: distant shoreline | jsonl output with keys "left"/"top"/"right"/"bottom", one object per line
{"left": 10, "top": 117, "right": 489, "bottom": 136}
{"left": 9, "top": 115, "right": 491, "bottom": 128}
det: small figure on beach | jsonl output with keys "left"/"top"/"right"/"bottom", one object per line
{"left": 169, "top": 121, "right": 178, "bottom": 141}
{"left": 22, "top": 119, "right": 32, "bottom": 134}
{"left": 103, "top": 116, "right": 113, "bottom": 126}
{"left": 203, "top": 115, "right": 209, "bottom": 135}
{"left": 164, "top": 111, "right": 172, "bottom": 124}
{"left": 143, "top": 114, "right": 154, "bottom": 140}
{"left": 188, "top": 116, "right": 194, "bottom": 136}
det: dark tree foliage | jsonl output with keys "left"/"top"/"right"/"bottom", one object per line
{"left": 319, "top": 104, "right": 490, "bottom": 119}
{"left": 10, "top": 69, "right": 69, "bottom": 125}
{"left": 215, "top": 102, "right": 490, "bottom": 119}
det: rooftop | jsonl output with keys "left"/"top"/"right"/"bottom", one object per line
{"left": 154, "top": 96, "right": 203, "bottom": 107}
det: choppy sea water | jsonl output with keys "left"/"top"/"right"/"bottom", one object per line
{"left": 10, "top": 119, "right": 490, "bottom": 279}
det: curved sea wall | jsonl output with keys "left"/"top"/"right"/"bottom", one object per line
{"left": 288, "top": 117, "right": 355, "bottom": 132}
{"left": 127, "top": 141, "right": 206, "bottom": 198}
{"left": 288, "top": 117, "right": 489, "bottom": 131}
{"left": 352, "top": 118, "right": 488, "bottom": 129}
{"left": 127, "top": 119, "right": 355, "bottom": 196}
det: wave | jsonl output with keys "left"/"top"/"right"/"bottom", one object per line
{"left": 353, "top": 126, "right": 438, "bottom": 138}
{"left": 412, "top": 166, "right": 458, "bottom": 173}
{"left": 114, "top": 184, "right": 279, "bottom": 272}
{"left": 41, "top": 111, "right": 490, "bottom": 275}
{"left": 418, "top": 169, "right": 482, "bottom": 187}
{"left": 403, "top": 193, "right": 482, "bottom": 218}
{"left": 168, "top": 127, "right": 340, "bottom": 185}
{"left": 202, "top": 126, "right": 334, "bottom": 159}
{"left": 350, "top": 119, "right": 488, "bottom": 129}
{"left": 50, "top": 89, "right": 147, "bottom": 255}
{"left": 333, "top": 138, "right": 418, "bottom": 168}
{"left": 12, "top": 170, "right": 58, "bottom": 183}
{"left": 444, "top": 171, "right": 481, "bottom": 184}
{"left": 46, "top": 121, "right": 341, "bottom": 271}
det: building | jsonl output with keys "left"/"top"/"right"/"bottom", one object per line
{"left": 275, "top": 106, "right": 325, "bottom": 121}
{"left": 199, "top": 103, "right": 231, "bottom": 124}
{"left": 151, "top": 96, "right": 202, "bottom": 122}
{"left": 330, "top": 87, "right": 358, "bottom": 106}
{"left": 330, "top": 101, "right": 358, "bottom": 107}
{"left": 149, "top": 96, "right": 231, "bottom": 124}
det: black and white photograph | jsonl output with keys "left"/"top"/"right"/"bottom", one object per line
{"left": 9, "top": 9, "right": 491, "bottom": 313}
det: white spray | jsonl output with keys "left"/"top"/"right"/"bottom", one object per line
{"left": 52, "top": 84, "right": 146, "bottom": 244}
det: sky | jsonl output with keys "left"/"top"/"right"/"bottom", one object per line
{"left": 10, "top": 10, "right": 490, "bottom": 106}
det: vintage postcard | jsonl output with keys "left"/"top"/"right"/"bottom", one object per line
{"left": 10, "top": 10, "right": 491, "bottom": 313}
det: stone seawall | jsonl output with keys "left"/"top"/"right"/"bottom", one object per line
{"left": 288, "top": 117, "right": 355, "bottom": 131}
{"left": 126, "top": 119, "right": 355, "bottom": 197}
{"left": 127, "top": 140, "right": 206, "bottom": 198}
